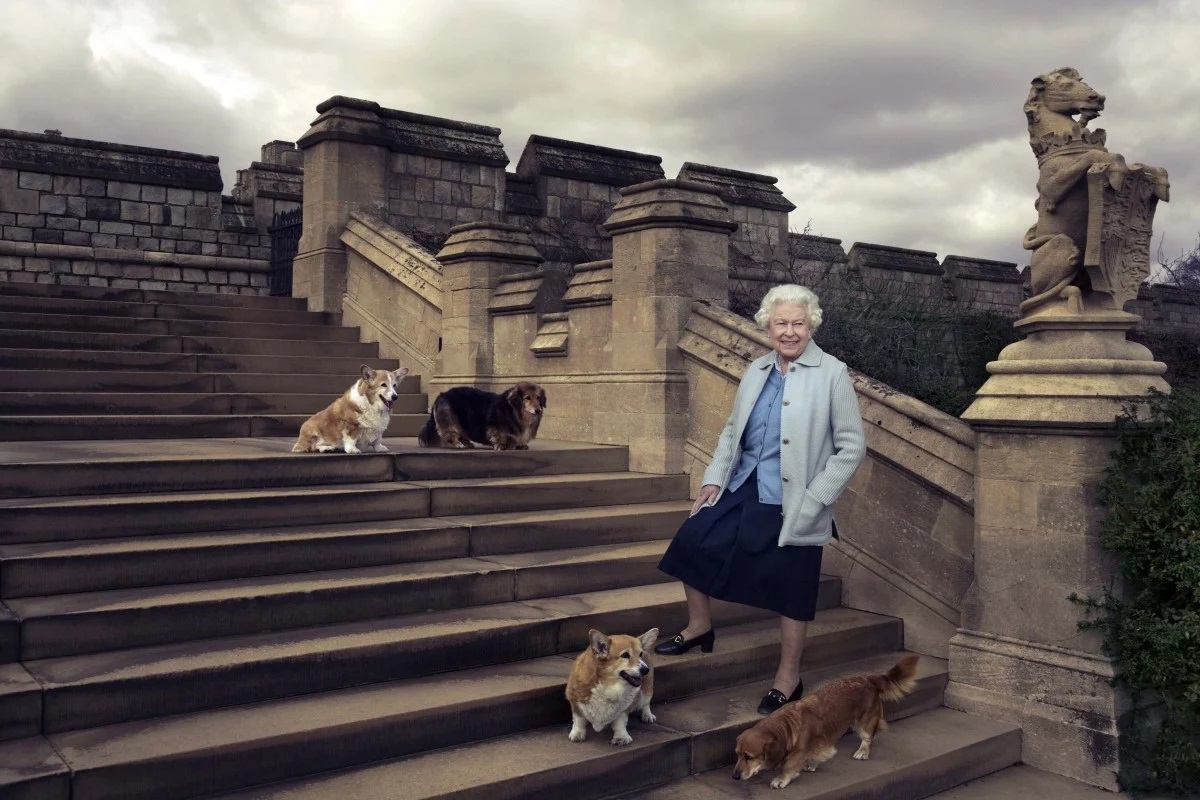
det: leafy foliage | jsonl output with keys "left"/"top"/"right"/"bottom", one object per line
{"left": 1075, "top": 389, "right": 1200, "bottom": 795}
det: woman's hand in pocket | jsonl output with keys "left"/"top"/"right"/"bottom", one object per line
{"left": 690, "top": 485, "right": 720, "bottom": 517}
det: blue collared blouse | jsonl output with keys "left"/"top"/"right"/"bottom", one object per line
{"left": 726, "top": 360, "right": 785, "bottom": 504}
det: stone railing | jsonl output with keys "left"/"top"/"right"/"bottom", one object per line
{"left": 678, "top": 300, "right": 976, "bottom": 658}
{"left": 339, "top": 212, "right": 443, "bottom": 390}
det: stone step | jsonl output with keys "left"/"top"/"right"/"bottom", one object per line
{"left": 0, "top": 292, "right": 337, "bottom": 326}
{"left": 0, "top": 439, "right": 624, "bottom": 500}
{"left": 0, "top": 480, "right": 429, "bottom": 543}
{"left": 0, "top": 328, "right": 380, "bottom": 358}
{"left": 25, "top": 580, "right": 840, "bottom": 733}
{"left": 0, "top": 280, "right": 308, "bottom": 310}
{"left": 0, "top": 472, "right": 688, "bottom": 543}
{"left": 616, "top": 708, "right": 1021, "bottom": 800}
{"left": 0, "top": 411, "right": 427, "bottom": 442}
{"left": 204, "top": 706, "right": 1016, "bottom": 800}
{"left": 36, "top": 616, "right": 905, "bottom": 800}
{"left": 391, "top": 440, "right": 629, "bottom": 482}
{"left": 9, "top": 541, "right": 672, "bottom": 659}
{"left": 0, "top": 501, "right": 689, "bottom": 595}
{"left": 0, "top": 369, "right": 421, "bottom": 394}
{"left": 0, "top": 347, "right": 400, "bottom": 374}
{"left": 0, "top": 391, "right": 427, "bottom": 416}
{"left": 0, "top": 310, "right": 361, "bottom": 342}
{"left": 648, "top": 650, "right": 948, "bottom": 775}
{"left": 0, "top": 604, "right": 17, "bottom": 663}
{"left": 0, "top": 662, "right": 40, "bottom": 741}
{"left": 0, "top": 736, "right": 68, "bottom": 799}
{"left": 924, "top": 765, "right": 1126, "bottom": 800}
{"left": 406, "top": 472, "right": 691, "bottom": 517}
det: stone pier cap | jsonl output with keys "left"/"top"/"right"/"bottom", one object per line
{"left": 603, "top": 178, "right": 740, "bottom": 236}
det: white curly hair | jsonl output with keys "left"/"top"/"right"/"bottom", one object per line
{"left": 753, "top": 284, "right": 823, "bottom": 333}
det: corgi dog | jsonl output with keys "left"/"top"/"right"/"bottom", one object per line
{"left": 566, "top": 628, "right": 658, "bottom": 746}
{"left": 732, "top": 654, "right": 920, "bottom": 789}
{"left": 292, "top": 364, "right": 409, "bottom": 454}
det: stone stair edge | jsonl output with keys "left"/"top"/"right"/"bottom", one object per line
{"left": 41, "top": 636, "right": 929, "bottom": 799}
{"left": 200, "top": 706, "right": 1013, "bottom": 800}
{"left": 0, "top": 470, "right": 681, "bottom": 508}
{"left": 0, "top": 280, "right": 308, "bottom": 311}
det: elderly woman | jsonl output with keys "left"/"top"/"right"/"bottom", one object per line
{"left": 655, "top": 284, "right": 866, "bottom": 715}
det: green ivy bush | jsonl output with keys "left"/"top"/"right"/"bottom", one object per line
{"left": 1075, "top": 388, "right": 1200, "bottom": 795}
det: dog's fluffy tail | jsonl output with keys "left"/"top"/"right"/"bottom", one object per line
{"left": 416, "top": 414, "right": 439, "bottom": 448}
{"left": 873, "top": 654, "right": 919, "bottom": 703}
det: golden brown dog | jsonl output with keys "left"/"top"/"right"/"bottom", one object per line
{"left": 732, "top": 654, "right": 919, "bottom": 788}
{"left": 416, "top": 382, "right": 546, "bottom": 451}
{"left": 292, "top": 364, "right": 409, "bottom": 454}
{"left": 565, "top": 628, "right": 658, "bottom": 746}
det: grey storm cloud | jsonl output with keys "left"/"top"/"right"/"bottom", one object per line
{"left": 0, "top": 0, "right": 1196, "bottom": 268}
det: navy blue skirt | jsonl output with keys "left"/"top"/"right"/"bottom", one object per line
{"left": 657, "top": 471, "right": 824, "bottom": 621}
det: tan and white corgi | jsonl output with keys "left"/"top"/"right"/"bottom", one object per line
{"left": 292, "top": 364, "right": 409, "bottom": 454}
{"left": 566, "top": 628, "right": 658, "bottom": 746}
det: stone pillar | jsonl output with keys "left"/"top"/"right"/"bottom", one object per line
{"left": 953, "top": 311, "right": 1169, "bottom": 790}
{"left": 433, "top": 222, "right": 541, "bottom": 392}
{"left": 293, "top": 99, "right": 390, "bottom": 312}
{"left": 601, "top": 179, "right": 736, "bottom": 474}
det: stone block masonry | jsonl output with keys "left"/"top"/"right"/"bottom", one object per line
{"left": 0, "top": 129, "right": 273, "bottom": 294}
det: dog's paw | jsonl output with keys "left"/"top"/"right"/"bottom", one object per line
{"left": 853, "top": 751, "right": 870, "bottom": 761}
{"left": 640, "top": 709, "right": 657, "bottom": 724}
{"left": 803, "top": 763, "right": 819, "bottom": 772}
{"left": 610, "top": 733, "right": 632, "bottom": 746}
{"left": 344, "top": 447, "right": 360, "bottom": 455}
{"left": 568, "top": 728, "right": 586, "bottom": 743}
{"left": 770, "top": 776, "right": 794, "bottom": 789}
{"left": 316, "top": 445, "right": 335, "bottom": 453}
{"left": 372, "top": 444, "right": 389, "bottom": 453}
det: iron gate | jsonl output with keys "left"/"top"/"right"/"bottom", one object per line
{"left": 268, "top": 207, "right": 302, "bottom": 297}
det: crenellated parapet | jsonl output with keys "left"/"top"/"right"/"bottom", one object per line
{"left": 0, "top": 128, "right": 271, "bottom": 293}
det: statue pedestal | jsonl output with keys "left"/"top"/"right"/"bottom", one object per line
{"left": 967, "top": 305, "right": 1167, "bottom": 425}
{"left": 955, "top": 309, "right": 1168, "bottom": 789}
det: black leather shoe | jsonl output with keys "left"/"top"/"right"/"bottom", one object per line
{"left": 756, "top": 680, "right": 804, "bottom": 715}
{"left": 653, "top": 629, "right": 715, "bottom": 656}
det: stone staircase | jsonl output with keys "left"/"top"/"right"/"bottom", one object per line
{"left": 0, "top": 282, "right": 425, "bottom": 441}
{"left": 0, "top": 284, "right": 1021, "bottom": 800}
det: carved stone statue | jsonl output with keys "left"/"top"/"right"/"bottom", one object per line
{"left": 1021, "top": 67, "right": 1169, "bottom": 316}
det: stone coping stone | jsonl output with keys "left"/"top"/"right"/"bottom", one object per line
{"left": 0, "top": 127, "right": 222, "bottom": 190}
{"left": 678, "top": 162, "right": 796, "bottom": 212}
{"left": 516, "top": 133, "right": 665, "bottom": 186}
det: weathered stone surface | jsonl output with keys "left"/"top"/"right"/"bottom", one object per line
{"left": 515, "top": 134, "right": 663, "bottom": 187}
{"left": 0, "top": 130, "right": 224, "bottom": 191}
{"left": 302, "top": 96, "right": 508, "bottom": 167}
{"left": 677, "top": 162, "right": 795, "bottom": 213}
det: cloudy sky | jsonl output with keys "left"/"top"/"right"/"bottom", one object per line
{"left": 1, "top": 0, "right": 1197, "bottom": 269}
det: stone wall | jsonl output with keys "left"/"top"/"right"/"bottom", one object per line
{"left": 0, "top": 129, "right": 287, "bottom": 294}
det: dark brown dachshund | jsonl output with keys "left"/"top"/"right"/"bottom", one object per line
{"left": 417, "top": 382, "right": 546, "bottom": 451}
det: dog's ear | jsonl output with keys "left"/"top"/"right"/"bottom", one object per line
{"left": 360, "top": 364, "right": 375, "bottom": 382}
{"left": 537, "top": 387, "right": 547, "bottom": 409}
{"left": 639, "top": 628, "right": 659, "bottom": 651}
{"left": 506, "top": 387, "right": 523, "bottom": 412}
{"left": 763, "top": 732, "right": 786, "bottom": 767}
{"left": 588, "top": 629, "right": 610, "bottom": 659}
{"left": 393, "top": 367, "right": 410, "bottom": 381}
